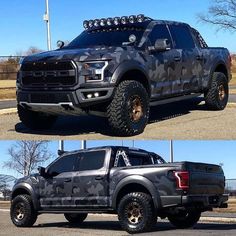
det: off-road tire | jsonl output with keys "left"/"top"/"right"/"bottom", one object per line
{"left": 10, "top": 194, "right": 37, "bottom": 227}
{"left": 64, "top": 213, "right": 88, "bottom": 224}
{"left": 117, "top": 192, "right": 156, "bottom": 234}
{"left": 205, "top": 72, "right": 228, "bottom": 110}
{"left": 107, "top": 80, "right": 149, "bottom": 136}
{"left": 168, "top": 210, "right": 201, "bottom": 229}
{"left": 18, "top": 104, "right": 57, "bottom": 130}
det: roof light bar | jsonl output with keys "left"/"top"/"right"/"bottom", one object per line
{"left": 83, "top": 14, "right": 150, "bottom": 30}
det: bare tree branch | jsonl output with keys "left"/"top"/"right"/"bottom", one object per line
{"left": 4, "top": 141, "right": 54, "bottom": 176}
{"left": 197, "top": 0, "right": 236, "bottom": 31}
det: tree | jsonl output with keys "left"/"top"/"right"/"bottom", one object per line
{"left": 25, "top": 46, "right": 43, "bottom": 56}
{"left": 198, "top": 0, "right": 236, "bottom": 31}
{"left": 0, "top": 174, "right": 15, "bottom": 200}
{"left": 4, "top": 141, "right": 53, "bottom": 176}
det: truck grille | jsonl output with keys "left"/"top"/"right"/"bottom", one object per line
{"left": 21, "top": 61, "right": 77, "bottom": 87}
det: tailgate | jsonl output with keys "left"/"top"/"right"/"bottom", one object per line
{"left": 184, "top": 162, "right": 225, "bottom": 195}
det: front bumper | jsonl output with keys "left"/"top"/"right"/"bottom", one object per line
{"left": 17, "top": 86, "right": 114, "bottom": 116}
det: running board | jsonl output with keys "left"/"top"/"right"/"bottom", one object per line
{"left": 150, "top": 93, "right": 202, "bottom": 107}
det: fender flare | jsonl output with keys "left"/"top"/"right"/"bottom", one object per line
{"left": 11, "top": 183, "right": 39, "bottom": 210}
{"left": 111, "top": 60, "right": 151, "bottom": 93}
{"left": 111, "top": 175, "right": 161, "bottom": 210}
{"left": 207, "top": 60, "right": 229, "bottom": 88}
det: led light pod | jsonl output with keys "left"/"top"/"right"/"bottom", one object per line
{"left": 94, "top": 19, "right": 100, "bottom": 27}
{"left": 100, "top": 18, "right": 107, "bottom": 26}
{"left": 121, "top": 16, "right": 128, "bottom": 25}
{"left": 113, "top": 17, "right": 120, "bottom": 25}
{"left": 107, "top": 17, "right": 113, "bottom": 26}
{"left": 83, "top": 20, "right": 89, "bottom": 29}
{"left": 137, "top": 14, "right": 145, "bottom": 22}
{"left": 129, "top": 15, "right": 136, "bottom": 24}
{"left": 88, "top": 20, "right": 94, "bottom": 28}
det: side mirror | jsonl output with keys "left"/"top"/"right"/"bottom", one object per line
{"left": 57, "top": 40, "right": 65, "bottom": 49}
{"left": 148, "top": 39, "right": 171, "bottom": 52}
{"left": 38, "top": 166, "right": 46, "bottom": 177}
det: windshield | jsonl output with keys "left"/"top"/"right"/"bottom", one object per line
{"left": 66, "top": 27, "right": 145, "bottom": 49}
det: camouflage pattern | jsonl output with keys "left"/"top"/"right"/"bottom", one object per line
{"left": 17, "top": 18, "right": 231, "bottom": 115}
{"left": 11, "top": 146, "right": 227, "bottom": 211}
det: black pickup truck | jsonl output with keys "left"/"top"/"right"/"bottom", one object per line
{"left": 10, "top": 146, "right": 228, "bottom": 234}
{"left": 16, "top": 14, "right": 231, "bottom": 136}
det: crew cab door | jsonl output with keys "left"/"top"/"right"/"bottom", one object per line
{"left": 39, "top": 154, "right": 78, "bottom": 209}
{"left": 147, "top": 24, "right": 183, "bottom": 98}
{"left": 168, "top": 24, "right": 203, "bottom": 93}
{"left": 71, "top": 149, "right": 110, "bottom": 208}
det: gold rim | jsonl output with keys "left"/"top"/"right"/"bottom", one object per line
{"left": 126, "top": 202, "right": 143, "bottom": 225}
{"left": 15, "top": 203, "right": 25, "bottom": 220}
{"left": 130, "top": 96, "right": 143, "bottom": 122}
{"left": 218, "top": 85, "right": 225, "bottom": 101}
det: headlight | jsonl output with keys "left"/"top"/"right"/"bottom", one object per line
{"left": 82, "top": 61, "right": 108, "bottom": 82}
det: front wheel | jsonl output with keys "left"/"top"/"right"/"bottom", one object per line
{"left": 18, "top": 104, "right": 57, "bottom": 130}
{"left": 168, "top": 210, "right": 201, "bottom": 229}
{"left": 204, "top": 72, "right": 229, "bottom": 110}
{"left": 107, "top": 80, "right": 149, "bottom": 136}
{"left": 117, "top": 192, "right": 156, "bottom": 234}
{"left": 10, "top": 194, "right": 37, "bottom": 227}
{"left": 64, "top": 213, "right": 88, "bottom": 224}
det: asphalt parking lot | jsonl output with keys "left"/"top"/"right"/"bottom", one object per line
{"left": 1, "top": 210, "right": 236, "bottom": 236}
{"left": 0, "top": 98, "right": 236, "bottom": 139}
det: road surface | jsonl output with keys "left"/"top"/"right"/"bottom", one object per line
{"left": 0, "top": 98, "right": 236, "bottom": 139}
{"left": 0, "top": 211, "right": 236, "bottom": 236}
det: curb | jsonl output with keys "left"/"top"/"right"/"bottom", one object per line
{"left": 0, "top": 108, "right": 17, "bottom": 115}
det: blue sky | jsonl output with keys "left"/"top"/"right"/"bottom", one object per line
{"left": 0, "top": 0, "right": 236, "bottom": 55}
{"left": 0, "top": 140, "right": 235, "bottom": 179}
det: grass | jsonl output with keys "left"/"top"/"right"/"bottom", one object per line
{"left": 0, "top": 80, "right": 15, "bottom": 89}
{"left": 0, "top": 88, "right": 16, "bottom": 99}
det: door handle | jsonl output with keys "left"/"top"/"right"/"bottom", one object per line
{"left": 174, "top": 56, "right": 181, "bottom": 62}
{"left": 95, "top": 176, "right": 104, "bottom": 181}
{"left": 64, "top": 178, "right": 72, "bottom": 182}
{"left": 196, "top": 55, "right": 203, "bottom": 61}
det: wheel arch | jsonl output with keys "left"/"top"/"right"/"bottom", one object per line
{"left": 11, "top": 183, "right": 39, "bottom": 210}
{"left": 111, "top": 61, "right": 151, "bottom": 96}
{"left": 208, "top": 61, "right": 229, "bottom": 88}
{"left": 112, "top": 175, "right": 161, "bottom": 210}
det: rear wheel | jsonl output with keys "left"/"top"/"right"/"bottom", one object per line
{"left": 18, "top": 104, "right": 57, "bottom": 130}
{"left": 204, "top": 72, "right": 228, "bottom": 110}
{"left": 10, "top": 194, "right": 37, "bottom": 227}
{"left": 107, "top": 80, "right": 149, "bottom": 136}
{"left": 168, "top": 210, "right": 201, "bottom": 229}
{"left": 117, "top": 192, "right": 156, "bottom": 234}
{"left": 64, "top": 213, "right": 88, "bottom": 224}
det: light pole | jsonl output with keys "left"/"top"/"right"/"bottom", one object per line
{"left": 170, "top": 140, "right": 174, "bottom": 163}
{"left": 43, "top": 0, "right": 52, "bottom": 51}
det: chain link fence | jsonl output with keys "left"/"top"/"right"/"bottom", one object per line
{"left": 0, "top": 56, "right": 23, "bottom": 80}
{"left": 225, "top": 179, "right": 236, "bottom": 196}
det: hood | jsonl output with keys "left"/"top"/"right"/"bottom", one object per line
{"left": 23, "top": 46, "right": 126, "bottom": 63}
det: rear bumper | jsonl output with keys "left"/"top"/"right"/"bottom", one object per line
{"left": 161, "top": 194, "right": 228, "bottom": 208}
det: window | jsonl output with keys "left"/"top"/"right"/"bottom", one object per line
{"left": 47, "top": 154, "right": 78, "bottom": 176}
{"left": 78, "top": 150, "right": 105, "bottom": 171}
{"left": 128, "top": 153, "right": 153, "bottom": 166}
{"left": 147, "top": 24, "right": 172, "bottom": 47}
{"left": 169, "top": 25, "right": 195, "bottom": 49}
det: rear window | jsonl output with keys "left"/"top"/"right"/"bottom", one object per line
{"left": 169, "top": 24, "right": 195, "bottom": 49}
{"left": 78, "top": 150, "right": 105, "bottom": 171}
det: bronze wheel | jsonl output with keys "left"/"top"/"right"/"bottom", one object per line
{"left": 15, "top": 203, "right": 25, "bottom": 221}
{"left": 126, "top": 202, "right": 143, "bottom": 225}
{"left": 129, "top": 96, "right": 143, "bottom": 122}
{"left": 218, "top": 84, "right": 225, "bottom": 101}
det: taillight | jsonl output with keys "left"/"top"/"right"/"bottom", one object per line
{"left": 174, "top": 171, "right": 189, "bottom": 190}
